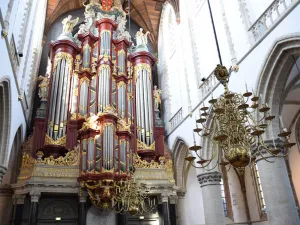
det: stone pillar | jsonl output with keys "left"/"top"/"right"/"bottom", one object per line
{"left": 218, "top": 0, "right": 237, "bottom": 66}
{"left": 169, "top": 195, "right": 178, "bottom": 225}
{"left": 177, "top": 192, "right": 186, "bottom": 225}
{"left": 4, "top": 0, "right": 14, "bottom": 30}
{"left": 0, "top": 166, "right": 7, "bottom": 184}
{"left": 197, "top": 171, "right": 225, "bottom": 225}
{"left": 161, "top": 194, "right": 171, "bottom": 225}
{"left": 257, "top": 154, "right": 300, "bottom": 225}
{"left": 79, "top": 192, "right": 87, "bottom": 225}
{"left": 28, "top": 191, "right": 40, "bottom": 225}
{"left": 0, "top": 185, "right": 14, "bottom": 225}
{"left": 237, "top": 0, "right": 255, "bottom": 45}
{"left": 12, "top": 195, "right": 26, "bottom": 225}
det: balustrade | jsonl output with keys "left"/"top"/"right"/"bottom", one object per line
{"left": 249, "top": 0, "right": 300, "bottom": 41}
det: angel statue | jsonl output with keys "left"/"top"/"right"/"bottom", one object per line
{"left": 62, "top": 15, "right": 79, "bottom": 34}
{"left": 153, "top": 85, "right": 162, "bottom": 110}
{"left": 136, "top": 28, "right": 150, "bottom": 46}
{"left": 38, "top": 75, "right": 50, "bottom": 101}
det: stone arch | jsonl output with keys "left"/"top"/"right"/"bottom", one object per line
{"left": 0, "top": 79, "right": 11, "bottom": 167}
{"left": 256, "top": 34, "right": 300, "bottom": 139}
{"left": 158, "top": 2, "right": 182, "bottom": 123}
{"left": 2, "top": 126, "right": 23, "bottom": 185}
{"left": 172, "top": 137, "right": 190, "bottom": 191}
{"left": 200, "top": 108, "right": 220, "bottom": 172}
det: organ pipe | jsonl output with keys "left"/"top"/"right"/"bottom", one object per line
{"left": 33, "top": 1, "right": 166, "bottom": 209}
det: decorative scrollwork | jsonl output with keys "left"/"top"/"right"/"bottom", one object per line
{"left": 117, "top": 119, "right": 131, "bottom": 132}
{"left": 133, "top": 154, "right": 163, "bottom": 169}
{"left": 137, "top": 139, "right": 155, "bottom": 151}
{"left": 45, "top": 135, "right": 66, "bottom": 146}
{"left": 37, "top": 146, "right": 80, "bottom": 166}
{"left": 53, "top": 52, "right": 73, "bottom": 71}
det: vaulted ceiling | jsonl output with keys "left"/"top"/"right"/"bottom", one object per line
{"left": 45, "top": 0, "right": 179, "bottom": 50}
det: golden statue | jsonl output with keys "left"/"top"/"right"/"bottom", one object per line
{"left": 153, "top": 85, "right": 162, "bottom": 110}
{"left": 92, "top": 57, "right": 98, "bottom": 74}
{"left": 38, "top": 75, "right": 50, "bottom": 101}
{"left": 62, "top": 15, "right": 79, "bottom": 34}
{"left": 75, "top": 55, "right": 82, "bottom": 72}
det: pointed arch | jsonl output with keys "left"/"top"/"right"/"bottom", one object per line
{"left": 2, "top": 126, "right": 23, "bottom": 185}
{"left": 256, "top": 34, "right": 300, "bottom": 138}
{"left": 172, "top": 137, "right": 190, "bottom": 191}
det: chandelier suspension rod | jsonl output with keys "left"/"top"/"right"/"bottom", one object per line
{"left": 207, "top": 0, "right": 223, "bottom": 65}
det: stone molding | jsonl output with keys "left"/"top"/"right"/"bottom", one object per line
{"left": 30, "top": 190, "right": 41, "bottom": 202}
{"left": 169, "top": 195, "right": 178, "bottom": 204}
{"left": 13, "top": 194, "right": 26, "bottom": 205}
{"left": 0, "top": 184, "right": 14, "bottom": 196}
{"left": 177, "top": 191, "right": 185, "bottom": 199}
{"left": 0, "top": 165, "right": 7, "bottom": 184}
{"left": 160, "top": 194, "right": 169, "bottom": 203}
{"left": 197, "top": 171, "right": 222, "bottom": 187}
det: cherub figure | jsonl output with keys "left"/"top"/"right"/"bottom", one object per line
{"left": 75, "top": 55, "right": 82, "bottom": 72}
{"left": 91, "top": 58, "right": 98, "bottom": 74}
{"left": 62, "top": 15, "right": 79, "bottom": 34}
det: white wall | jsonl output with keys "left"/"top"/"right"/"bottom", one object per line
{"left": 0, "top": 0, "right": 47, "bottom": 167}
{"left": 178, "top": 167, "right": 205, "bottom": 225}
{"left": 159, "top": 1, "right": 300, "bottom": 224}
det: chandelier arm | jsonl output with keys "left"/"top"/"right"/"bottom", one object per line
{"left": 257, "top": 150, "right": 276, "bottom": 163}
{"left": 226, "top": 164, "right": 232, "bottom": 172}
{"left": 203, "top": 159, "right": 219, "bottom": 171}
{"left": 190, "top": 161, "right": 211, "bottom": 169}
{"left": 194, "top": 151, "right": 206, "bottom": 160}
{"left": 196, "top": 132, "right": 203, "bottom": 137}
{"left": 263, "top": 145, "right": 293, "bottom": 158}
{"left": 200, "top": 122, "right": 213, "bottom": 131}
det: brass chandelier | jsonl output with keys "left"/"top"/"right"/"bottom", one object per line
{"left": 85, "top": 177, "right": 155, "bottom": 215}
{"left": 185, "top": 65, "right": 296, "bottom": 169}
{"left": 112, "top": 179, "right": 156, "bottom": 215}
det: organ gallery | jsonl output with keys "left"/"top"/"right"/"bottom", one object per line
{"left": 12, "top": 1, "right": 176, "bottom": 224}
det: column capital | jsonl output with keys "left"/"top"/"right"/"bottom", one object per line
{"left": 177, "top": 191, "right": 185, "bottom": 199}
{"left": 30, "top": 190, "right": 41, "bottom": 202}
{"left": 79, "top": 190, "right": 88, "bottom": 203}
{"left": 197, "top": 171, "right": 222, "bottom": 187}
{"left": 160, "top": 193, "right": 169, "bottom": 203}
{"left": 13, "top": 194, "right": 26, "bottom": 205}
{"left": 169, "top": 195, "right": 178, "bottom": 204}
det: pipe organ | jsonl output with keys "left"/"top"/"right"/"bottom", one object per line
{"left": 32, "top": 0, "right": 165, "bottom": 208}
